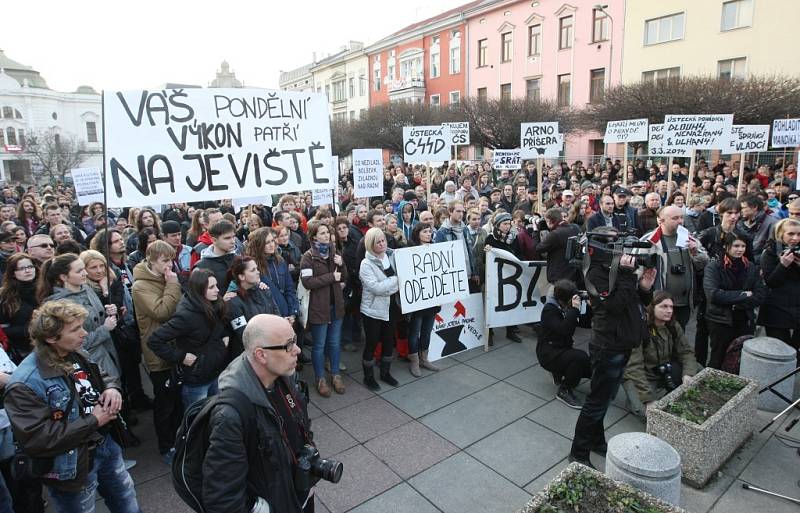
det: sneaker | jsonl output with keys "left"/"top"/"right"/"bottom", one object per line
{"left": 556, "top": 386, "right": 584, "bottom": 409}
{"left": 567, "top": 453, "right": 596, "bottom": 470}
{"left": 124, "top": 459, "right": 137, "bottom": 471}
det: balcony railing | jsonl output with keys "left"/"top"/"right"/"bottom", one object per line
{"left": 387, "top": 76, "right": 425, "bottom": 93}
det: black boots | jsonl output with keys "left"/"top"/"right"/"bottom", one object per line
{"left": 362, "top": 361, "right": 381, "bottom": 391}
{"left": 379, "top": 357, "right": 399, "bottom": 387}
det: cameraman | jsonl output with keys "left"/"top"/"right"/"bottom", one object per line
{"left": 203, "top": 315, "right": 315, "bottom": 513}
{"left": 569, "top": 227, "right": 656, "bottom": 468}
{"left": 622, "top": 292, "right": 701, "bottom": 418}
{"left": 537, "top": 280, "right": 591, "bottom": 409}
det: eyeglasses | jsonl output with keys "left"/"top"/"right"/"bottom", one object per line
{"left": 258, "top": 337, "right": 298, "bottom": 353}
{"left": 15, "top": 265, "right": 35, "bottom": 272}
{"left": 31, "top": 243, "right": 55, "bottom": 249}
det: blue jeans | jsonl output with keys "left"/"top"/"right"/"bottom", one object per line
{"left": 181, "top": 379, "right": 218, "bottom": 411}
{"left": 48, "top": 434, "right": 142, "bottom": 513}
{"left": 570, "top": 346, "right": 630, "bottom": 460}
{"left": 310, "top": 305, "right": 343, "bottom": 380}
{"left": 408, "top": 311, "right": 435, "bottom": 354}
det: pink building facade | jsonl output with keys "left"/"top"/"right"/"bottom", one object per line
{"left": 464, "top": 0, "right": 624, "bottom": 158}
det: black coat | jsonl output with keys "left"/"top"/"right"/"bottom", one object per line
{"left": 534, "top": 222, "right": 580, "bottom": 284}
{"left": 226, "top": 288, "right": 279, "bottom": 358}
{"left": 0, "top": 281, "right": 38, "bottom": 363}
{"left": 537, "top": 300, "right": 585, "bottom": 369}
{"left": 757, "top": 241, "right": 800, "bottom": 329}
{"left": 586, "top": 266, "right": 651, "bottom": 353}
{"left": 194, "top": 251, "right": 236, "bottom": 292}
{"left": 147, "top": 295, "right": 228, "bottom": 384}
{"left": 703, "top": 258, "right": 766, "bottom": 325}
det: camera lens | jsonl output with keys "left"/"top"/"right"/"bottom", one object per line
{"left": 312, "top": 458, "right": 344, "bottom": 484}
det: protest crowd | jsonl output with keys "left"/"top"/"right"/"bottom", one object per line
{"left": 0, "top": 151, "right": 797, "bottom": 512}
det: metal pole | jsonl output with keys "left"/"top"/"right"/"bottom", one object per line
{"left": 100, "top": 91, "right": 111, "bottom": 293}
{"left": 741, "top": 483, "right": 800, "bottom": 506}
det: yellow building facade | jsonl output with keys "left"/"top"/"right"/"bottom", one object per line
{"left": 621, "top": 0, "right": 798, "bottom": 83}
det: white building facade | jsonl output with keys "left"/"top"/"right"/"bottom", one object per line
{"left": 0, "top": 49, "right": 101, "bottom": 184}
{"left": 310, "top": 42, "right": 370, "bottom": 122}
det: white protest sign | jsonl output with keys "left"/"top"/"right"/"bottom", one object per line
{"left": 103, "top": 88, "right": 333, "bottom": 208}
{"left": 648, "top": 124, "right": 691, "bottom": 157}
{"left": 604, "top": 118, "right": 649, "bottom": 143}
{"left": 428, "top": 293, "right": 485, "bottom": 361}
{"left": 232, "top": 196, "right": 272, "bottom": 213}
{"left": 771, "top": 118, "right": 800, "bottom": 148}
{"left": 729, "top": 125, "right": 770, "bottom": 153}
{"left": 663, "top": 114, "right": 734, "bottom": 150}
{"left": 520, "top": 122, "right": 560, "bottom": 158}
{"left": 70, "top": 167, "right": 105, "bottom": 206}
{"left": 492, "top": 149, "right": 521, "bottom": 170}
{"left": 312, "top": 188, "right": 334, "bottom": 206}
{"left": 442, "top": 122, "right": 470, "bottom": 145}
{"left": 352, "top": 148, "right": 383, "bottom": 198}
{"left": 394, "top": 241, "right": 470, "bottom": 314}
{"left": 403, "top": 125, "right": 452, "bottom": 163}
{"left": 485, "top": 248, "right": 549, "bottom": 328}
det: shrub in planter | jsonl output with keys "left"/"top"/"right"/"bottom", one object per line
{"left": 646, "top": 367, "right": 758, "bottom": 488}
{"left": 519, "top": 462, "right": 687, "bottom": 513}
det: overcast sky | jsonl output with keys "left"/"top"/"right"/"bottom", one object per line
{"left": 3, "top": 0, "right": 468, "bottom": 93}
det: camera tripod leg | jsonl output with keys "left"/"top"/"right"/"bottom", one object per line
{"left": 741, "top": 483, "right": 800, "bottom": 505}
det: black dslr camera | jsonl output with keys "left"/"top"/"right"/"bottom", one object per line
{"left": 655, "top": 362, "right": 677, "bottom": 391}
{"left": 294, "top": 444, "right": 343, "bottom": 493}
{"left": 789, "top": 245, "right": 800, "bottom": 257}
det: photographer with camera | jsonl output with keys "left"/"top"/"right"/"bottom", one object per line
{"left": 638, "top": 206, "right": 708, "bottom": 329}
{"left": 202, "top": 314, "right": 328, "bottom": 513}
{"left": 622, "top": 291, "right": 701, "bottom": 418}
{"left": 533, "top": 207, "right": 580, "bottom": 285}
{"left": 569, "top": 227, "right": 656, "bottom": 469}
{"left": 703, "top": 232, "right": 767, "bottom": 370}
{"left": 756, "top": 218, "right": 800, "bottom": 362}
{"left": 537, "top": 280, "right": 591, "bottom": 409}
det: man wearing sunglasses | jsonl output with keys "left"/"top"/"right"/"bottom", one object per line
{"left": 204, "top": 314, "right": 316, "bottom": 513}
{"left": 26, "top": 234, "right": 55, "bottom": 268}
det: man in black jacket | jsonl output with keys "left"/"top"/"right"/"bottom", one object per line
{"left": 569, "top": 232, "right": 655, "bottom": 469}
{"left": 203, "top": 314, "right": 313, "bottom": 513}
{"left": 534, "top": 207, "right": 580, "bottom": 285}
{"left": 194, "top": 220, "right": 237, "bottom": 291}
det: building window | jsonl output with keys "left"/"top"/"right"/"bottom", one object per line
{"left": 333, "top": 80, "right": 347, "bottom": 102}
{"left": 6, "top": 127, "right": 17, "bottom": 146}
{"left": 500, "top": 83, "right": 512, "bottom": 102}
{"left": 718, "top": 57, "right": 747, "bottom": 80}
{"left": 477, "top": 38, "right": 488, "bottom": 67}
{"left": 324, "top": 84, "right": 330, "bottom": 101}
{"left": 590, "top": 69, "right": 605, "bottom": 103}
{"left": 350, "top": 111, "right": 356, "bottom": 121}
{"left": 526, "top": 78, "right": 541, "bottom": 101}
{"left": 360, "top": 108, "right": 367, "bottom": 118}
{"left": 528, "top": 24, "right": 541, "bottom": 56}
{"left": 86, "top": 121, "right": 98, "bottom": 143}
{"left": 592, "top": 8, "right": 610, "bottom": 42}
{"left": 373, "top": 68, "right": 381, "bottom": 91}
{"left": 450, "top": 37, "right": 461, "bottom": 74}
{"left": 642, "top": 67, "right": 681, "bottom": 84}
{"left": 1, "top": 107, "right": 11, "bottom": 119}
{"left": 0, "top": 130, "right": 4, "bottom": 146}
{"left": 477, "top": 87, "right": 488, "bottom": 102}
{"left": 557, "top": 74, "right": 571, "bottom": 106}
{"left": 430, "top": 48, "right": 440, "bottom": 78}
{"left": 559, "top": 16, "right": 573, "bottom": 49}
{"left": 430, "top": 94, "right": 440, "bottom": 107}
{"left": 433, "top": 35, "right": 440, "bottom": 45}
{"left": 644, "top": 13, "right": 685, "bottom": 45}
{"left": 722, "top": 0, "right": 753, "bottom": 30}
{"left": 359, "top": 75, "right": 366, "bottom": 95}
{"left": 349, "top": 77, "right": 355, "bottom": 98}
{"left": 449, "top": 91, "right": 461, "bottom": 104}
{"left": 501, "top": 32, "right": 513, "bottom": 62}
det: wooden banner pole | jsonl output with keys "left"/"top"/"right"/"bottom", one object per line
{"left": 426, "top": 162, "right": 432, "bottom": 205}
{"left": 623, "top": 142, "right": 629, "bottom": 186}
{"left": 667, "top": 162, "right": 674, "bottom": 199}
{"left": 736, "top": 152, "right": 746, "bottom": 199}
{"left": 686, "top": 148, "right": 697, "bottom": 206}
{"left": 536, "top": 157, "right": 543, "bottom": 215}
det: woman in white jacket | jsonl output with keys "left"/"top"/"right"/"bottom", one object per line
{"left": 359, "top": 227, "right": 400, "bottom": 390}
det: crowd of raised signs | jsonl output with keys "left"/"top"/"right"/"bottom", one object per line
{"left": 0, "top": 152, "right": 797, "bottom": 509}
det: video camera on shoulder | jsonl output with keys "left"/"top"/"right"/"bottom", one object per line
{"left": 565, "top": 229, "right": 658, "bottom": 270}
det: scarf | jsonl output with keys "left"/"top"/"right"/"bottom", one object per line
{"left": 722, "top": 255, "right": 749, "bottom": 289}
{"left": 314, "top": 241, "right": 330, "bottom": 259}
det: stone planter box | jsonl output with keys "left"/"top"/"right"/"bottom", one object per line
{"left": 646, "top": 367, "right": 759, "bottom": 488}
{"left": 519, "top": 462, "right": 687, "bottom": 513}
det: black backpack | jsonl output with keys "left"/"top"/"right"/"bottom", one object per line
{"left": 172, "top": 388, "right": 258, "bottom": 513}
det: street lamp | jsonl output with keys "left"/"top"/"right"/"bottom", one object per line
{"left": 593, "top": 4, "right": 613, "bottom": 89}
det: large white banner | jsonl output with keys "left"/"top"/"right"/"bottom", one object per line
{"left": 394, "top": 241, "right": 470, "bottom": 314}
{"left": 428, "top": 293, "right": 486, "bottom": 361}
{"left": 771, "top": 118, "right": 800, "bottom": 148}
{"left": 352, "top": 148, "right": 383, "bottom": 198}
{"left": 102, "top": 88, "right": 333, "bottom": 208}
{"left": 663, "top": 114, "right": 734, "bottom": 150}
{"left": 520, "top": 122, "right": 560, "bottom": 158}
{"left": 403, "top": 125, "right": 452, "bottom": 162}
{"left": 648, "top": 124, "right": 691, "bottom": 157}
{"left": 492, "top": 149, "right": 521, "bottom": 170}
{"left": 485, "top": 248, "right": 548, "bottom": 328}
{"left": 442, "top": 122, "right": 470, "bottom": 145}
{"left": 604, "top": 118, "right": 649, "bottom": 143}
{"left": 71, "top": 167, "right": 105, "bottom": 206}
{"left": 729, "top": 125, "right": 770, "bottom": 153}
